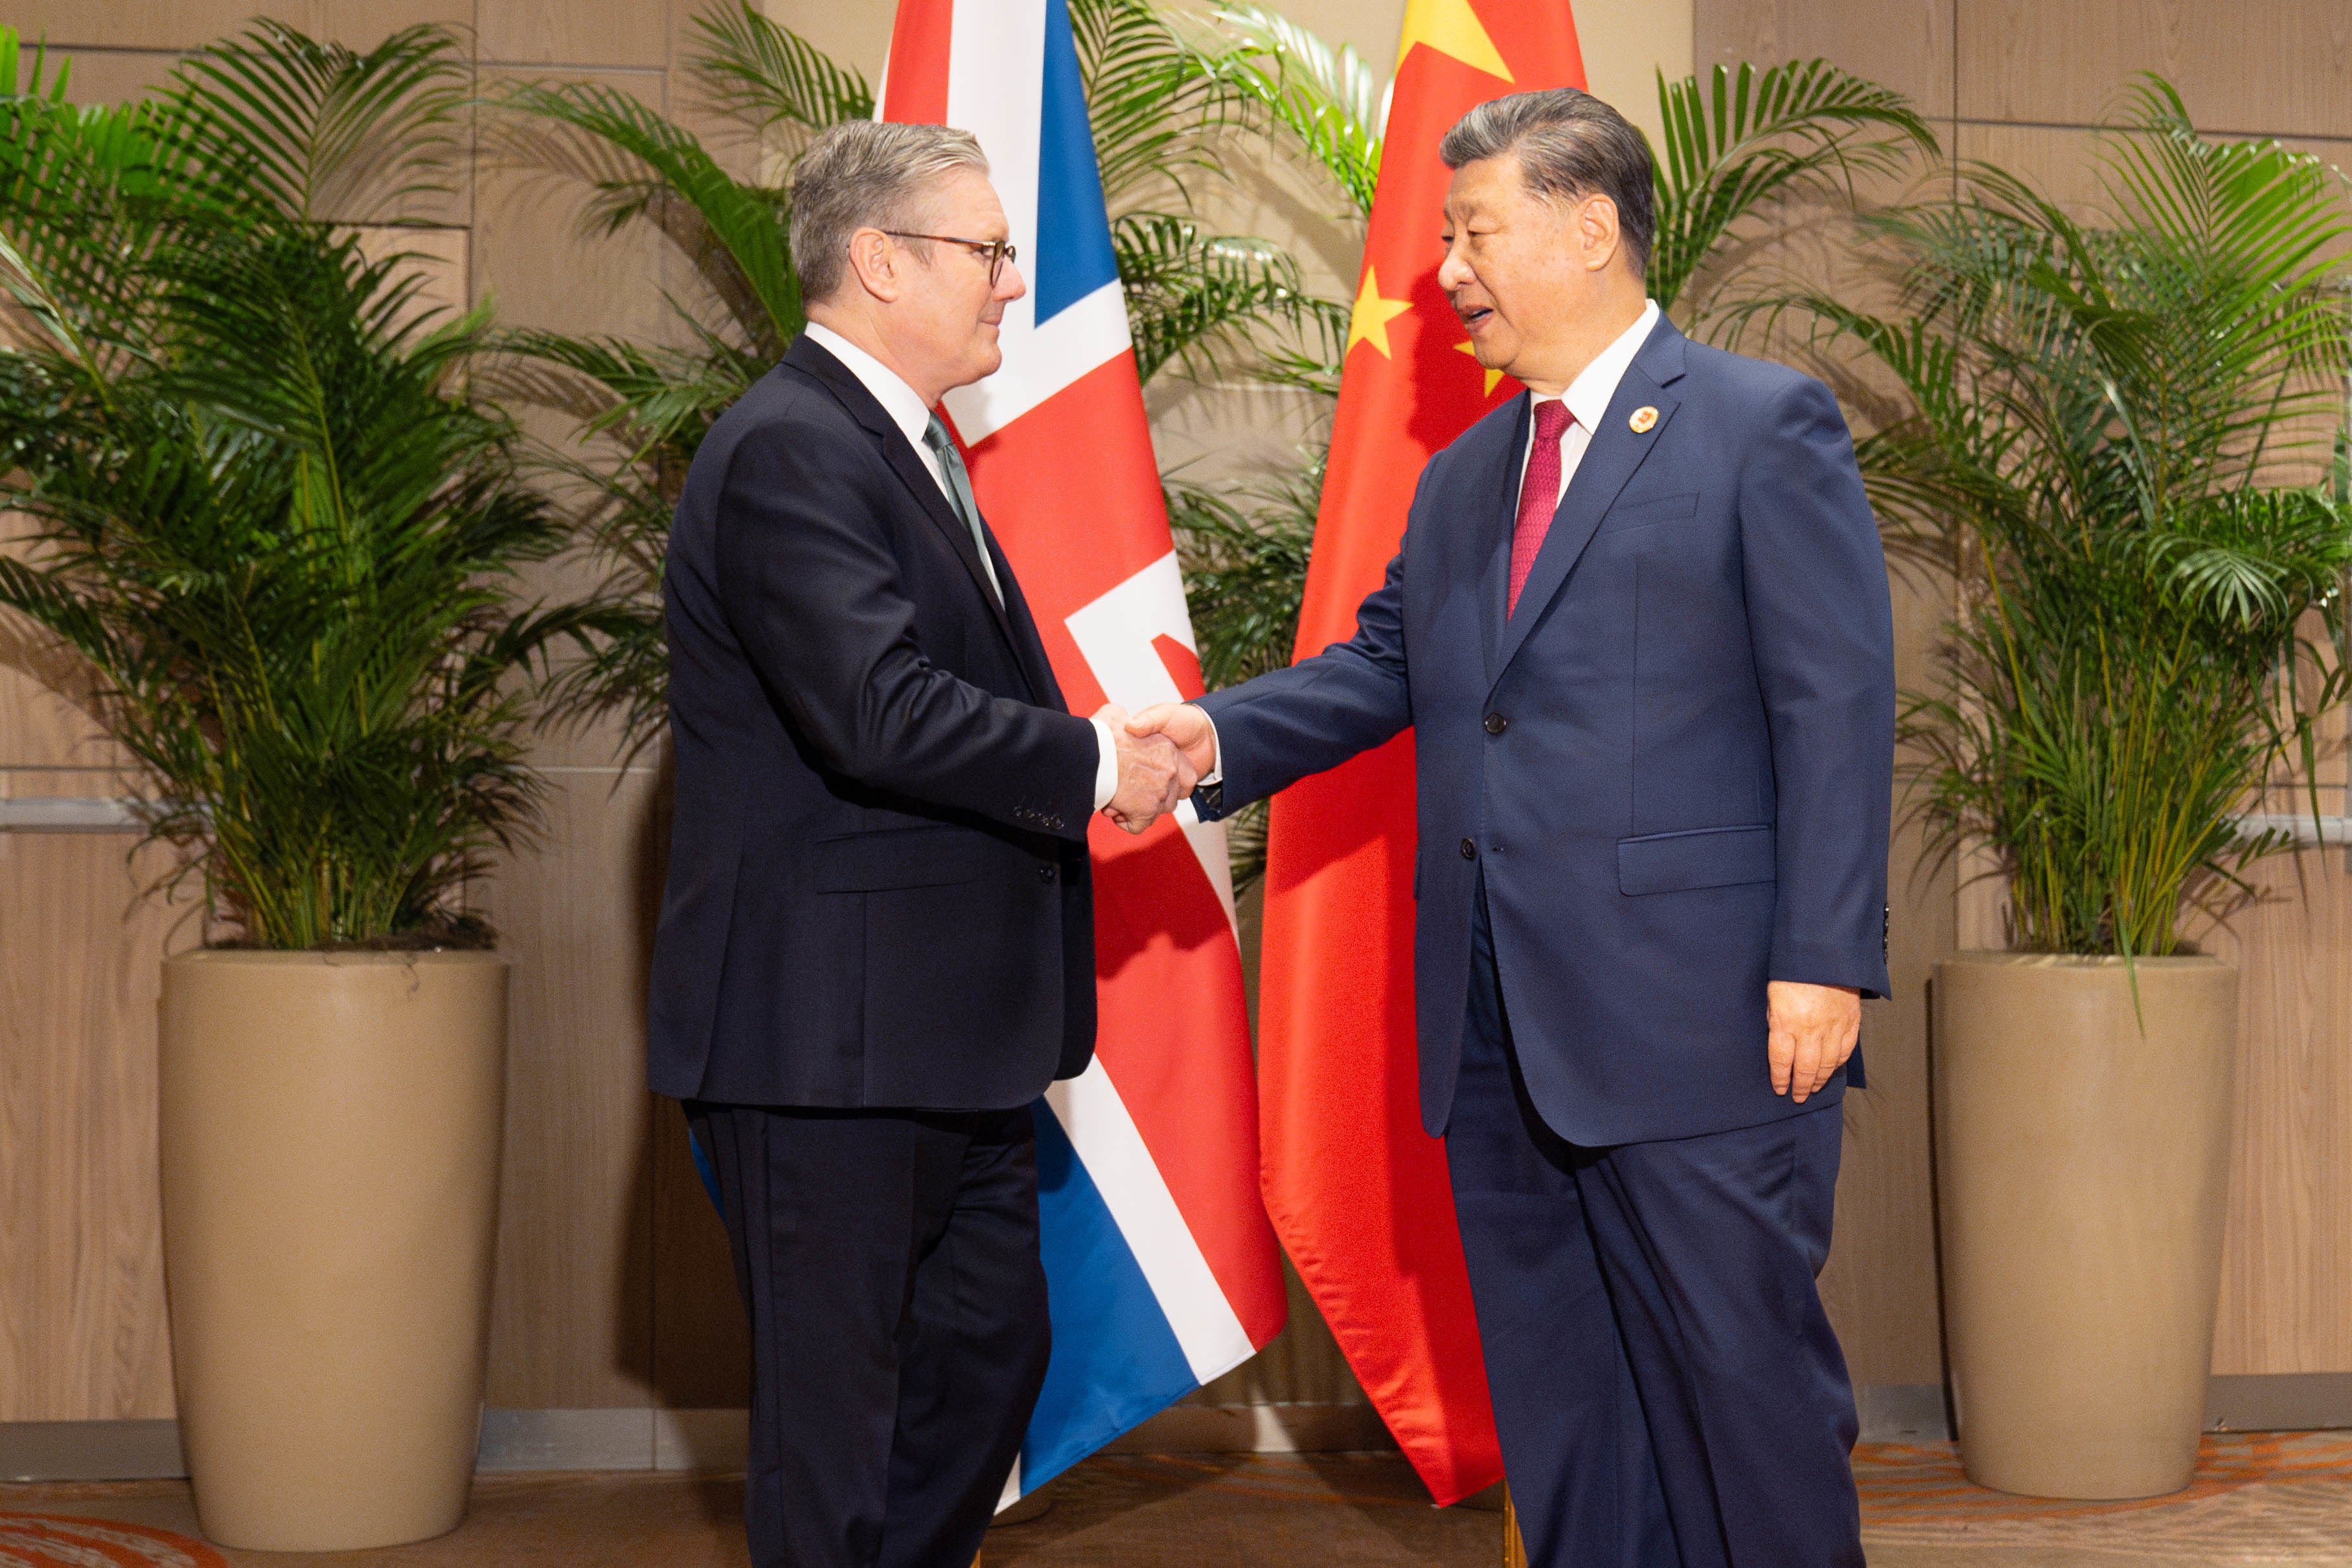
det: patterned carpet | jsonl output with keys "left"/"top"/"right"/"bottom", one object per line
{"left": 1857, "top": 1433, "right": 2352, "bottom": 1561}
{"left": 0, "top": 1511, "right": 230, "bottom": 1567}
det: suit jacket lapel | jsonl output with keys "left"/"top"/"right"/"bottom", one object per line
{"left": 988, "top": 530, "right": 1063, "bottom": 708}
{"left": 1490, "top": 321, "right": 1688, "bottom": 686}
{"left": 782, "top": 336, "right": 1024, "bottom": 653}
{"left": 1478, "top": 398, "right": 1530, "bottom": 691}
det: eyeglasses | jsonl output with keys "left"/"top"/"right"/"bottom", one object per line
{"left": 880, "top": 231, "right": 1018, "bottom": 286}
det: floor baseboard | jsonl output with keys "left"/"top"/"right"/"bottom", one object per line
{"left": 0, "top": 1420, "right": 186, "bottom": 1483}
{"left": 0, "top": 1403, "right": 1393, "bottom": 1481}
{"left": 6, "top": 1376, "right": 2347, "bottom": 1481}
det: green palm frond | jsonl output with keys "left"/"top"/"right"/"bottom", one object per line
{"left": 2140, "top": 490, "right": 2352, "bottom": 630}
{"left": 1071, "top": 0, "right": 1228, "bottom": 208}
{"left": 497, "top": 324, "right": 753, "bottom": 450}
{"left": 1651, "top": 58, "right": 1937, "bottom": 317}
{"left": 687, "top": 0, "right": 873, "bottom": 138}
{"left": 492, "top": 78, "right": 799, "bottom": 355}
{"left": 1201, "top": 4, "right": 1383, "bottom": 217}
{"left": 2, "top": 29, "right": 71, "bottom": 104}
{"left": 172, "top": 19, "right": 466, "bottom": 223}
{"left": 1168, "top": 462, "right": 1318, "bottom": 690}
{"left": 0, "top": 43, "right": 220, "bottom": 361}
{"left": 1116, "top": 212, "right": 1345, "bottom": 383}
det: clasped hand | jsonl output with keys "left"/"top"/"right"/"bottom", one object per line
{"left": 1097, "top": 703, "right": 1198, "bottom": 834}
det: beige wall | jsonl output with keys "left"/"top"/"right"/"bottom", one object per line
{"left": 9, "top": 0, "right": 2346, "bottom": 1435}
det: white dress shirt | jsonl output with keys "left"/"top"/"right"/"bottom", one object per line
{"left": 1516, "top": 299, "right": 1661, "bottom": 514}
{"left": 1196, "top": 300, "right": 1665, "bottom": 789}
{"left": 802, "top": 321, "right": 1119, "bottom": 810}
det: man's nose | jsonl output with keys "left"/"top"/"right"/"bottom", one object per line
{"left": 1436, "top": 245, "right": 1470, "bottom": 291}
{"left": 996, "top": 259, "right": 1027, "bottom": 302}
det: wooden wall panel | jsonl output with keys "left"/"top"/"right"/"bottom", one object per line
{"left": 1817, "top": 570, "right": 1954, "bottom": 1387}
{"left": 478, "top": 0, "right": 670, "bottom": 70}
{"left": 0, "top": 667, "right": 120, "bottom": 772}
{"left": 0, "top": 784, "right": 186, "bottom": 1421}
{"left": 471, "top": 69, "right": 684, "bottom": 349}
{"left": 1697, "top": 0, "right": 1954, "bottom": 119}
{"left": 14, "top": 49, "right": 183, "bottom": 106}
{"left": 0, "top": 517, "right": 128, "bottom": 772}
{"left": 2204, "top": 855, "right": 2352, "bottom": 1376}
{"left": 476, "top": 769, "right": 667, "bottom": 1409}
{"left": 15, "top": 0, "right": 468, "bottom": 53}
{"left": 1957, "top": 0, "right": 2352, "bottom": 137}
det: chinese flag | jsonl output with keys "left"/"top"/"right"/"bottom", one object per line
{"left": 1257, "top": 0, "right": 1586, "bottom": 1506}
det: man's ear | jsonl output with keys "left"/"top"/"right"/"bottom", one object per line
{"left": 1577, "top": 194, "right": 1622, "bottom": 275}
{"left": 843, "top": 227, "right": 904, "bottom": 303}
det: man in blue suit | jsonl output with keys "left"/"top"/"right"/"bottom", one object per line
{"left": 1128, "top": 89, "right": 1893, "bottom": 1566}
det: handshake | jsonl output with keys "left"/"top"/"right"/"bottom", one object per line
{"left": 1095, "top": 702, "right": 1217, "bottom": 834}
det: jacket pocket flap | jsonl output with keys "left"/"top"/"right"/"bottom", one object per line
{"left": 1617, "top": 824, "right": 1775, "bottom": 896}
{"left": 1599, "top": 490, "right": 1701, "bottom": 532}
{"left": 814, "top": 827, "right": 990, "bottom": 892}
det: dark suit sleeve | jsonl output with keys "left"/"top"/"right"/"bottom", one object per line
{"left": 713, "top": 421, "right": 1099, "bottom": 840}
{"left": 1191, "top": 486, "right": 1420, "bottom": 818}
{"left": 1739, "top": 376, "right": 1896, "bottom": 998}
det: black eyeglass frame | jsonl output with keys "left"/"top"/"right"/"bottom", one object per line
{"left": 878, "top": 230, "right": 1018, "bottom": 286}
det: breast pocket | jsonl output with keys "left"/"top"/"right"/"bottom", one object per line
{"left": 1594, "top": 490, "right": 1700, "bottom": 541}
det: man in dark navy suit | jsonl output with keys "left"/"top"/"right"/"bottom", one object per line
{"left": 648, "top": 121, "right": 1194, "bottom": 1568}
{"left": 1132, "top": 90, "right": 1894, "bottom": 1567}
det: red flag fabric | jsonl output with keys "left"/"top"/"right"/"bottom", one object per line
{"left": 1257, "top": 0, "right": 1586, "bottom": 1506}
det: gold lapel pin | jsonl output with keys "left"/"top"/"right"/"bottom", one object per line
{"left": 1629, "top": 405, "right": 1659, "bottom": 433}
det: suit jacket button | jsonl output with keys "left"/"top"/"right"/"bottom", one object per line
{"left": 1483, "top": 712, "right": 1509, "bottom": 734}
{"left": 1038, "top": 865, "right": 1057, "bottom": 883}
{"left": 1459, "top": 837, "right": 1476, "bottom": 859}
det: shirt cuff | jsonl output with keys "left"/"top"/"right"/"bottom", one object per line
{"left": 1199, "top": 709, "right": 1223, "bottom": 786}
{"left": 1090, "top": 716, "right": 1118, "bottom": 812}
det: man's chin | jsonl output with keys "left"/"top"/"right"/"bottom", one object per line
{"left": 1459, "top": 319, "right": 1510, "bottom": 367}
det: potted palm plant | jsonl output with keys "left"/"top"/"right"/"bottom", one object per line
{"left": 1817, "top": 80, "right": 2352, "bottom": 1498}
{"left": 0, "top": 23, "right": 594, "bottom": 1549}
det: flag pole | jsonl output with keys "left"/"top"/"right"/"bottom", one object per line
{"left": 1503, "top": 1489, "right": 1527, "bottom": 1567}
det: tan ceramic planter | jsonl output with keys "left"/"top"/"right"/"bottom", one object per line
{"left": 159, "top": 949, "right": 508, "bottom": 1550}
{"left": 1934, "top": 953, "right": 2235, "bottom": 1499}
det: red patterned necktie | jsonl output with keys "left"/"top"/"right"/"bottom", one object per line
{"left": 1509, "top": 400, "right": 1574, "bottom": 616}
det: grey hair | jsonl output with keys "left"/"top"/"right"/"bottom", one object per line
{"left": 788, "top": 121, "right": 989, "bottom": 305}
{"left": 1439, "top": 89, "right": 1656, "bottom": 277}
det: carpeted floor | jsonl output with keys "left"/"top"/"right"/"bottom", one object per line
{"left": 5, "top": 1436, "right": 2351, "bottom": 1566}
{"left": 1855, "top": 1432, "right": 2352, "bottom": 1565}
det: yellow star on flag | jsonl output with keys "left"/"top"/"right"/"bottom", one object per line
{"left": 1347, "top": 267, "right": 1413, "bottom": 359}
{"left": 1455, "top": 339, "right": 1505, "bottom": 396}
{"left": 1396, "top": 0, "right": 1514, "bottom": 82}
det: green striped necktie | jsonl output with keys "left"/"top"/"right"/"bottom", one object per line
{"left": 924, "top": 414, "right": 1003, "bottom": 608}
